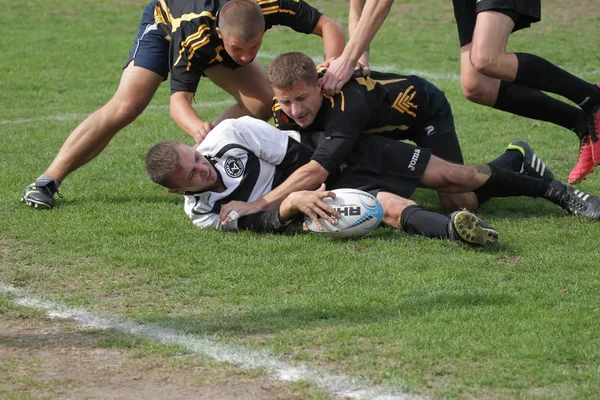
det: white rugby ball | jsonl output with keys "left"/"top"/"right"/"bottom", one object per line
{"left": 304, "top": 189, "right": 384, "bottom": 239}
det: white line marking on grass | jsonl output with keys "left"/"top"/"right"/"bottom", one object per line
{"left": 0, "top": 283, "right": 424, "bottom": 400}
{"left": 0, "top": 100, "right": 233, "bottom": 125}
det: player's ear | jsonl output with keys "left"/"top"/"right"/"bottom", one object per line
{"left": 216, "top": 27, "right": 223, "bottom": 39}
{"left": 168, "top": 188, "right": 185, "bottom": 195}
{"left": 316, "top": 77, "right": 323, "bottom": 90}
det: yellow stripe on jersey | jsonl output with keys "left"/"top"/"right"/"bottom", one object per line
{"left": 392, "top": 85, "right": 417, "bottom": 117}
{"left": 322, "top": 91, "right": 345, "bottom": 111}
{"left": 172, "top": 25, "right": 213, "bottom": 69}
{"left": 258, "top": 0, "right": 297, "bottom": 16}
{"left": 364, "top": 125, "right": 410, "bottom": 133}
{"left": 157, "top": 0, "right": 217, "bottom": 33}
{"left": 263, "top": 8, "right": 296, "bottom": 15}
{"left": 355, "top": 76, "right": 406, "bottom": 91}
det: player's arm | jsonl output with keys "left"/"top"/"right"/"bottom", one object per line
{"left": 276, "top": 0, "right": 345, "bottom": 62}
{"left": 219, "top": 160, "right": 328, "bottom": 224}
{"left": 321, "top": 0, "right": 394, "bottom": 94}
{"left": 238, "top": 184, "right": 337, "bottom": 232}
{"left": 170, "top": 91, "right": 215, "bottom": 145}
{"left": 310, "top": 15, "right": 345, "bottom": 62}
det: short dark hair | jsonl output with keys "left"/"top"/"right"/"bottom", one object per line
{"left": 144, "top": 140, "right": 181, "bottom": 189}
{"left": 267, "top": 52, "right": 318, "bottom": 89}
{"left": 219, "top": 0, "right": 265, "bottom": 42}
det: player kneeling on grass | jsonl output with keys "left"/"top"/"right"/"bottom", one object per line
{"left": 214, "top": 54, "right": 600, "bottom": 229}
{"left": 144, "top": 117, "right": 499, "bottom": 245}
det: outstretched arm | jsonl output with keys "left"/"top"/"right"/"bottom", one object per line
{"left": 321, "top": 0, "right": 395, "bottom": 94}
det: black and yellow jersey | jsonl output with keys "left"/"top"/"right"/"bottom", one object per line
{"left": 154, "top": 0, "right": 322, "bottom": 93}
{"left": 273, "top": 69, "right": 434, "bottom": 173}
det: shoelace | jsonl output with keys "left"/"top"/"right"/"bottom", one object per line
{"left": 563, "top": 189, "right": 588, "bottom": 213}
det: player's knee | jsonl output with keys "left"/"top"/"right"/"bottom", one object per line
{"left": 108, "top": 97, "right": 146, "bottom": 125}
{"left": 470, "top": 50, "right": 502, "bottom": 79}
{"left": 243, "top": 101, "right": 273, "bottom": 122}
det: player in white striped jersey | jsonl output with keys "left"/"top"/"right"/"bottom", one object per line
{"left": 145, "top": 116, "right": 500, "bottom": 244}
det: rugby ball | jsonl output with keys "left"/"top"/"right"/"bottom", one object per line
{"left": 304, "top": 189, "right": 384, "bottom": 239}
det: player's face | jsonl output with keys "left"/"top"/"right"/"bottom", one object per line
{"left": 273, "top": 80, "right": 323, "bottom": 127}
{"left": 170, "top": 144, "right": 221, "bottom": 192}
{"left": 221, "top": 33, "right": 263, "bottom": 65}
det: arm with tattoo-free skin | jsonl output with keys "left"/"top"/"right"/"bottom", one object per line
{"left": 321, "top": 0, "right": 394, "bottom": 94}
{"left": 170, "top": 91, "right": 215, "bottom": 145}
{"left": 219, "top": 160, "right": 329, "bottom": 224}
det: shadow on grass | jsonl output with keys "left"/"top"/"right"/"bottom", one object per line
{"left": 142, "top": 292, "right": 517, "bottom": 338}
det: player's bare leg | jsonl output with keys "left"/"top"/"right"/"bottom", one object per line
{"left": 206, "top": 59, "right": 274, "bottom": 124}
{"left": 22, "top": 63, "right": 163, "bottom": 209}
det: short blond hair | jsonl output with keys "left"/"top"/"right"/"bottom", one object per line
{"left": 219, "top": 0, "right": 265, "bottom": 42}
{"left": 267, "top": 52, "right": 318, "bottom": 89}
{"left": 145, "top": 140, "right": 182, "bottom": 189}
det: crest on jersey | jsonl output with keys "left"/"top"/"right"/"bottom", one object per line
{"left": 224, "top": 157, "right": 244, "bottom": 178}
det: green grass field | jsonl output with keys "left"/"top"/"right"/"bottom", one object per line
{"left": 2, "top": 0, "right": 600, "bottom": 398}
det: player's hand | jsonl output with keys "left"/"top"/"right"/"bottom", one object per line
{"left": 283, "top": 184, "right": 339, "bottom": 230}
{"left": 321, "top": 56, "right": 356, "bottom": 95}
{"left": 219, "top": 199, "right": 267, "bottom": 225}
{"left": 194, "top": 121, "right": 215, "bottom": 145}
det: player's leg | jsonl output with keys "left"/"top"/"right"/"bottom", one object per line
{"left": 377, "top": 191, "right": 498, "bottom": 245}
{"left": 22, "top": 1, "right": 168, "bottom": 209}
{"left": 453, "top": 1, "right": 595, "bottom": 184}
{"left": 421, "top": 155, "right": 600, "bottom": 221}
{"left": 473, "top": 6, "right": 600, "bottom": 171}
{"left": 45, "top": 64, "right": 164, "bottom": 180}
{"left": 205, "top": 59, "right": 274, "bottom": 123}
{"left": 409, "top": 81, "right": 479, "bottom": 212}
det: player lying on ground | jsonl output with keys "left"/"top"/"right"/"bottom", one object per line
{"left": 216, "top": 54, "right": 600, "bottom": 226}
{"left": 22, "top": 0, "right": 345, "bottom": 210}
{"left": 273, "top": 52, "right": 482, "bottom": 212}
{"left": 145, "top": 117, "right": 499, "bottom": 245}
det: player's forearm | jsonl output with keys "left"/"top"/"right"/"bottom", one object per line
{"left": 170, "top": 91, "right": 207, "bottom": 138}
{"left": 261, "top": 161, "right": 329, "bottom": 210}
{"left": 343, "top": 0, "right": 394, "bottom": 64}
{"left": 312, "top": 15, "right": 345, "bottom": 61}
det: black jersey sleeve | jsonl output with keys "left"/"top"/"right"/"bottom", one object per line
{"left": 262, "top": 0, "right": 322, "bottom": 34}
{"left": 310, "top": 82, "right": 371, "bottom": 173}
{"left": 237, "top": 205, "right": 293, "bottom": 233}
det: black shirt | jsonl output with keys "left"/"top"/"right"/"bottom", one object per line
{"left": 154, "top": 0, "right": 322, "bottom": 93}
{"left": 273, "top": 70, "right": 426, "bottom": 173}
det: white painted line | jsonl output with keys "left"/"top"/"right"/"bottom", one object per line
{"left": 0, "top": 283, "right": 424, "bottom": 400}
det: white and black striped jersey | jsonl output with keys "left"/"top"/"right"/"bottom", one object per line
{"left": 183, "top": 116, "right": 308, "bottom": 231}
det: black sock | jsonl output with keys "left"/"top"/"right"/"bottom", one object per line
{"left": 474, "top": 164, "right": 550, "bottom": 200}
{"left": 489, "top": 149, "right": 523, "bottom": 172}
{"left": 494, "top": 80, "right": 588, "bottom": 138}
{"left": 476, "top": 151, "right": 523, "bottom": 206}
{"left": 400, "top": 205, "right": 451, "bottom": 239}
{"left": 514, "top": 52, "right": 600, "bottom": 114}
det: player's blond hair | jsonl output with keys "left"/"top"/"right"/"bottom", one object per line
{"left": 145, "top": 140, "right": 181, "bottom": 189}
{"left": 267, "top": 52, "right": 318, "bottom": 89}
{"left": 218, "top": 0, "right": 265, "bottom": 42}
